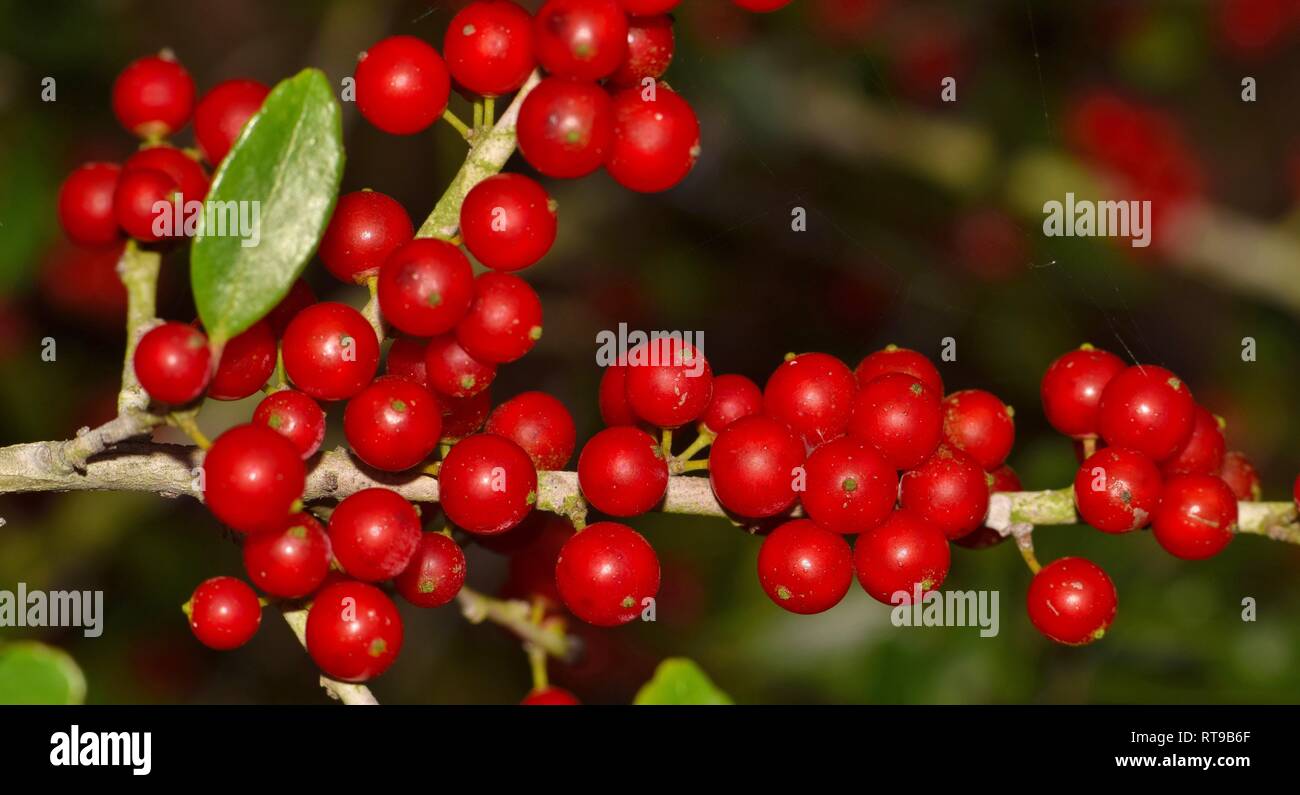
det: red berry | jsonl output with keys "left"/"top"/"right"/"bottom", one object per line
{"left": 521, "top": 685, "right": 580, "bottom": 705}
{"left": 1026, "top": 557, "right": 1117, "bottom": 645}
{"left": 425, "top": 333, "right": 497, "bottom": 397}
{"left": 187, "top": 576, "right": 261, "bottom": 650}
{"left": 853, "top": 509, "right": 951, "bottom": 605}
{"left": 624, "top": 339, "right": 713, "bottom": 428}
{"left": 319, "top": 191, "right": 414, "bottom": 284}
{"left": 344, "top": 376, "right": 443, "bottom": 471}
{"left": 1160, "top": 406, "right": 1225, "bottom": 477}
{"left": 203, "top": 424, "right": 306, "bottom": 534}
{"left": 618, "top": 0, "right": 679, "bottom": 13}
{"left": 460, "top": 174, "right": 558, "bottom": 272}
{"left": 1219, "top": 451, "right": 1261, "bottom": 502}
{"left": 242, "top": 513, "right": 332, "bottom": 598}
{"left": 58, "top": 162, "right": 122, "bottom": 246}
{"left": 440, "top": 390, "right": 493, "bottom": 439}
{"left": 1097, "top": 365, "right": 1196, "bottom": 461}
{"left": 455, "top": 272, "right": 544, "bottom": 363}
{"left": 354, "top": 35, "right": 451, "bottom": 135}
{"left": 395, "top": 532, "right": 467, "bottom": 607}
{"left": 125, "top": 145, "right": 209, "bottom": 203}
{"left": 1040, "top": 345, "right": 1125, "bottom": 439}
{"left": 386, "top": 336, "right": 431, "bottom": 390}
{"left": 732, "top": 0, "right": 794, "bottom": 11}
{"left": 112, "top": 53, "right": 195, "bottom": 138}
{"left": 266, "top": 278, "right": 316, "bottom": 337}
{"left": 898, "top": 446, "right": 989, "bottom": 539}
{"left": 534, "top": 0, "right": 629, "bottom": 80}
{"left": 763, "top": 352, "right": 856, "bottom": 446}
{"left": 194, "top": 78, "right": 270, "bottom": 164}
{"left": 133, "top": 322, "right": 212, "bottom": 404}
{"left": 610, "top": 14, "right": 674, "bottom": 88}
{"left": 555, "top": 521, "right": 660, "bottom": 626}
{"left": 253, "top": 389, "right": 327, "bottom": 459}
{"left": 709, "top": 415, "right": 804, "bottom": 518}
{"left": 800, "top": 437, "right": 896, "bottom": 534}
{"left": 328, "top": 488, "right": 423, "bottom": 581}
{"left": 853, "top": 345, "right": 943, "bottom": 394}
{"left": 516, "top": 76, "right": 613, "bottom": 178}
{"left": 1152, "top": 474, "right": 1237, "bottom": 560}
{"left": 377, "top": 238, "right": 474, "bottom": 336}
{"left": 444, "top": 1, "right": 536, "bottom": 96}
{"left": 209, "top": 319, "right": 276, "bottom": 400}
{"left": 701, "top": 373, "right": 762, "bottom": 433}
{"left": 113, "top": 167, "right": 177, "bottom": 242}
{"left": 847, "top": 373, "right": 943, "bottom": 470}
{"left": 578, "top": 426, "right": 668, "bottom": 516}
{"left": 485, "top": 391, "right": 577, "bottom": 469}
{"left": 598, "top": 363, "right": 638, "bottom": 426}
{"left": 757, "top": 519, "right": 853, "bottom": 614}
{"left": 439, "top": 433, "right": 538, "bottom": 534}
{"left": 954, "top": 464, "right": 1020, "bottom": 549}
{"left": 282, "top": 302, "right": 381, "bottom": 401}
{"left": 1073, "top": 447, "right": 1162, "bottom": 533}
{"left": 605, "top": 83, "right": 700, "bottom": 193}
{"left": 305, "top": 580, "right": 404, "bottom": 682}
{"left": 941, "top": 389, "right": 1015, "bottom": 471}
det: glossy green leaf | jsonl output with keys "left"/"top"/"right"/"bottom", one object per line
{"left": 190, "top": 68, "right": 343, "bottom": 344}
{"left": 634, "top": 658, "right": 732, "bottom": 705}
{"left": 0, "top": 642, "right": 87, "bottom": 705}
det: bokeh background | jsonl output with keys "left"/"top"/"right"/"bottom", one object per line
{"left": 3, "top": 0, "right": 1300, "bottom": 704}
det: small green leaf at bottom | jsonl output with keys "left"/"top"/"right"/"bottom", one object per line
{"left": 0, "top": 642, "right": 87, "bottom": 705}
{"left": 633, "top": 657, "right": 732, "bottom": 705}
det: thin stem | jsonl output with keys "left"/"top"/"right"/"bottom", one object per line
{"left": 442, "top": 109, "right": 472, "bottom": 141}
{"left": 472, "top": 100, "right": 483, "bottom": 129}
{"left": 168, "top": 412, "right": 211, "bottom": 450}
{"left": 361, "top": 275, "right": 384, "bottom": 344}
{"left": 484, "top": 96, "right": 495, "bottom": 127}
{"left": 1081, "top": 437, "right": 1097, "bottom": 459}
{"left": 678, "top": 459, "right": 710, "bottom": 473}
{"left": 661, "top": 428, "right": 673, "bottom": 460}
{"left": 526, "top": 600, "right": 548, "bottom": 690}
{"left": 456, "top": 587, "right": 578, "bottom": 661}
{"left": 1009, "top": 523, "right": 1042, "bottom": 574}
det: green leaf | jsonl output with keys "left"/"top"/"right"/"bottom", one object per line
{"left": 191, "top": 68, "right": 343, "bottom": 344}
{"left": 0, "top": 642, "right": 87, "bottom": 705}
{"left": 634, "top": 658, "right": 732, "bottom": 705}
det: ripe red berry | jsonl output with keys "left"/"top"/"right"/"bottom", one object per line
{"left": 598, "top": 363, "right": 639, "bottom": 426}
{"left": 112, "top": 53, "right": 195, "bottom": 139}
{"left": 187, "top": 576, "right": 261, "bottom": 650}
{"left": 555, "top": 521, "right": 660, "bottom": 626}
{"left": 455, "top": 272, "right": 544, "bottom": 363}
{"left": 1040, "top": 344, "right": 1125, "bottom": 439}
{"left": 578, "top": 426, "right": 668, "bottom": 516}
{"left": 460, "top": 174, "right": 558, "bottom": 272}
{"left": 194, "top": 78, "right": 270, "bottom": 164}
{"left": 1073, "top": 447, "right": 1162, "bottom": 533}
{"left": 516, "top": 76, "right": 613, "bottom": 178}
{"left": 209, "top": 319, "right": 276, "bottom": 400}
{"left": 242, "top": 513, "right": 332, "bottom": 598}
{"left": 444, "top": 1, "right": 536, "bottom": 96}
{"left": 800, "top": 437, "right": 896, "bottom": 534}
{"left": 133, "top": 322, "right": 212, "bottom": 405}
{"left": 354, "top": 35, "right": 451, "bottom": 135}
{"left": 395, "top": 532, "right": 467, "bottom": 607}
{"left": 266, "top": 278, "right": 316, "bottom": 337}
{"left": 377, "top": 238, "right": 474, "bottom": 336}
{"left": 282, "top": 302, "right": 381, "bottom": 401}
{"left": 1097, "top": 364, "right": 1196, "bottom": 461}
{"left": 319, "top": 191, "right": 414, "bottom": 284}
{"left": 941, "top": 389, "right": 1015, "bottom": 471}
{"left": 485, "top": 391, "right": 577, "bottom": 469}
{"left": 386, "top": 336, "right": 431, "bottom": 389}
{"left": 521, "top": 685, "right": 580, "bottom": 705}
{"left": 1152, "top": 474, "right": 1237, "bottom": 560}
{"left": 624, "top": 339, "right": 713, "bottom": 428}
{"left": 955, "top": 463, "right": 1022, "bottom": 548}
{"left": 732, "top": 0, "right": 793, "bottom": 11}
{"left": 1219, "top": 451, "right": 1261, "bottom": 501}
{"left": 113, "top": 167, "right": 177, "bottom": 242}
{"left": 709, "top": 415, "right": 804, "bottom": 518}
{"left": 763, "top": 353, "right": 855, "bottom": 446}
{"left": 610, "top": 14, "right": 674, "bottom": 88}
{"left": 1026, "top": 557, "right": 1117, "bottom": 645}
{"left": 605, "top": 84, "right": 700, "bottom": 193}
{"left": 853, "top": 345, "right": 943, "bottom": 395}
{"left": 125, "top": 145, "right": 210, "bottom": 203}
{"left": 853, "top": 509, "right": 951, "bottom": 605}
{"left": 253, "top": 389, "right": 327, "bottom": 459}
{"left": 701, "top": 373, "right": 762, "bottom": 433}
{"left": 1160, "top": 406, "right": 1225, "bottom": 477}
{"left": 898, "top": 446, "right": 989, "bottom": 540}
{"left": 344, "top": 376, "right": 443, "bottom": 471}
{"left": 534, "top": 0, "right": 629, "bottom": 80}
{"left": 439, "top": 433, "right": 538, "bottom": 535}
{"left": 58, "top": 162, "right": 122, "bottom": 246}
{"left": 847, "top": 373, "right": 943, "bottom": 470}
{"left": 203, "top": 424, "right": 306, "bottom": 534}
{"left": 757, "top": 519, "right": 853, "bottom": 614}
{"left": 425, "top": 333, "right": 497, "bottom": 397}
{"left": 328, "top": 488, "right": 423, "bottom": 581}
{"left": 440, "top": 390, "right": 493, "bottom": 439}
{"left": 305, "top": 580, "right": 404, "bottom": 682}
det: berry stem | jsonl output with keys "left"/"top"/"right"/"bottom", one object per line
{"left": 483, "top": 96, "right": 495, "bottom": 128}
{"left": 678, "top": 459, "right": 710, "bottom": 473}
{"left": 1009, "top": 523, "right": 1042, "bottom": 574}
{"left": 441, "top": 108, "right": 473, "bottom": 141}
{"left": 472, "top": 100, "right": 483, "bottom": 130}
{"left": 456, "top": 586, "right": 578, "bottom": 662}
{"left": 661, "top": 428, "right": 673, "bottom": 459}
{"left": 361, "top": 274, "right": 385, "bottom": 345}
{"left": 671, "top": 431, "right": 714, "bottom": 472}
{"left": 168, "top": 411, "right": 211, "bottom": 450}
{"left": 526, "top": 600, "right": 549, "bottom": 690}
